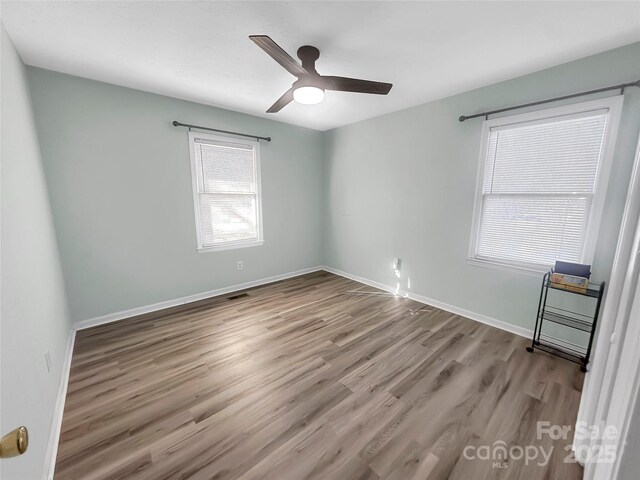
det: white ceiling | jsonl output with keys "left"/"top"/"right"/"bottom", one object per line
{"left": 2, "top": 1, "right": 639, "bottom": 131}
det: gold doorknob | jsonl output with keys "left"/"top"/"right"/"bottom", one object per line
{"left": 0, "top": 427, "right": 28, "bottom": 458}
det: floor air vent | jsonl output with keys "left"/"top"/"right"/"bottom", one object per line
{"left": 227, "top": 292, "right": 249, "bottom": 300}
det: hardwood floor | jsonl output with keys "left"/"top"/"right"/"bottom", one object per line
{"left": 55, "top": 271, "right": 584, "bottom": 479}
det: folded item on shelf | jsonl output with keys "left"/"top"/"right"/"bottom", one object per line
{"left": 554, "top": 261, "right": 591, "bottom": 279}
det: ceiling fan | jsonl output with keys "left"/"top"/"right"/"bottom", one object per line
{"left": 249, "top": 35, "right": 393, "bottom": 113}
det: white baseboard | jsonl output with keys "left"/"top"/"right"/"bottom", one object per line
{"left": 75, "top": 266, "right": 324, "bottom": 330}
{"left": 44, "top": 266, "right": 320, "bottom": 478}
{"left": 48, "top": 264, "right": 528, "bottom": 477}
{"left": 76, "top": 264, "right": 531, "bottom": 340}
{"left": 44, "top": 328, "right": 76, "bottom": 480}
{"left": 321, "top": 265, "right": 532, "bottom": 339}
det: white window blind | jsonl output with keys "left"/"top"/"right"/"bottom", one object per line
{"left": 469, "top": 97, "right": 622, "bottom": 271}
{"left": 189, "top": 132, "right": 263, "bottom": 251}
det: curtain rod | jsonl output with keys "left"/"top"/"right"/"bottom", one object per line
{"left": 458, "top": 79, "right": 640, "bottom": 122}
{"left": 172, "top": 121, "right": 271, "bottom": 142}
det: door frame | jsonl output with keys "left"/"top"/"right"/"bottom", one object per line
{"left": 576, "top": 134, "right": 640, "bottom": 479}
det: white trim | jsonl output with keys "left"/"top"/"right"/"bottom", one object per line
{"left": 44, "top": 328, "right": 76, "bottom": 480}
{"left": 468, "top": 95, "right": 624, "bottom": 273}
{"left": 53, "top": 264, "right": 531, "bottom": 476}
{"left": 75, "top": 266, "right": 323, "bottom": 330}
{"left": 582, "top": 96, "right": 623, "bottom": 264}
{"left": 321, "top": 266, "right": 532, "bottom": 339}
{"left": 197, "top": 239, "right": 264, "bottom": 253}
{"left": 577, "top": 133, "right": 640, "bottom": 479}
{"left": 603, "top": 279, "right": 640, "bottom": 480}
{"left": 187, "top": 130, "right": 264, "bottom": 252}
{"left": 75, "top": 264, "right": 533, "bottom": 338}
{"left": 466, "top": 257, "right": 547, "bottom": 277}
{"left": 49, "top": 266, "right": 323, "bottom": 476}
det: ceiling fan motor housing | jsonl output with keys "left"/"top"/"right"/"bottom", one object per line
{"left": 297, "top": 45, "right": 320, "bottom": 73}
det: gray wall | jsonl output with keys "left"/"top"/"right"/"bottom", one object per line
{"left": 323, "top": 42, "right": 640, "bottom": 333}
{"left": 1, "top": 26, "right": 72, "bottom": 480}
{"left": 19, "top": 41, "right": 640, "bottom": 336}
{"left": 26, "top": 68, "right": 325, "bottom": 322}
{"left": 3, "top": 33, "right": 639, "bottom": 480}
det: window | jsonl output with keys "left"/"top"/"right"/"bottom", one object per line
{"left": 188, "top": 131, "right": 263, "bottom": 252}
{"left": 468, "top": 96, "right": 623, "bottom": 273}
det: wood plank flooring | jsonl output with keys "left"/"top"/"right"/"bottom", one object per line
{"left": 55, "top": 271, "right": 584, "bottom": 479}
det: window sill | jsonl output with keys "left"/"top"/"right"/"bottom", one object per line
{"left": 198, "top": 240, "right": 264, "bottom": 253}
{"left": 466, "top": 257, "right": 550, "bottom": 277}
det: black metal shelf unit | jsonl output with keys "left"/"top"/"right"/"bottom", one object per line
{"left": 526, "top": 269, "right": 605, "bottom": 372}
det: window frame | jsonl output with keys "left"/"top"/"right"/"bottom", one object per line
{"left": 467, "top": 95, "right": 624, "bottom": 275}
{"left": 188, "top": 131, "right": 264, "bottom": 253}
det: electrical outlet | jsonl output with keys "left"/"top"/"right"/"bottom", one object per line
{"left": 393, "top": 257, "right": 401, "bottom": 271}
{"left": 44, "top": 349, "right": 51, "bottom": 373}
{"left": 237, "top": 261, "right": 243, "bottom": 270}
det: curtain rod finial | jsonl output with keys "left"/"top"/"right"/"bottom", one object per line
{"left": 458, "top": 115, "right": 467, "bottom": 122}
{"left": 172, "top": 121, "right": 179, "bottom": 126}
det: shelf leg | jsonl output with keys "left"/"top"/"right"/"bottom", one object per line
{"left": 584, "top": 282, "right": 606, "bottom": 368}
{"left": 530, "top": 271, "right": 550, "bottom": 352}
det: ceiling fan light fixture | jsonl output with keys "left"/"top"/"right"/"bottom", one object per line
{"left": 293, "top": 86, "right": 324, "bottom": 105}
{"left": 249, "top": 36, "right": 392, "bottom": 113}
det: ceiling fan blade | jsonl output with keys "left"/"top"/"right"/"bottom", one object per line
{"left": 249, "top": 35, "right": 308, "bottom": 77}
{"left": 266, "top": 89, "right": 294, "bottom": 113}
{"left": 319, "top": 76, "right": 392, "bottom": 95}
